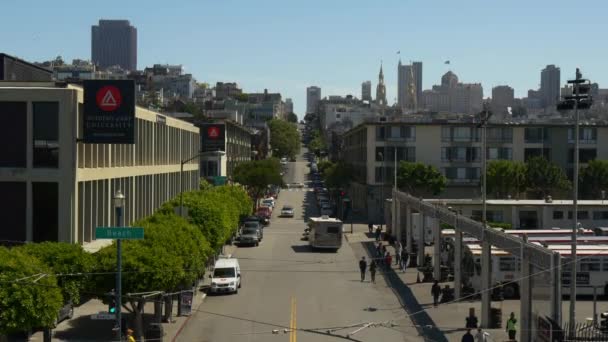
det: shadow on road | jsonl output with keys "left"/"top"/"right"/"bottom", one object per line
{"left": 361, "top": 241, "right": 448, "bottom": 342}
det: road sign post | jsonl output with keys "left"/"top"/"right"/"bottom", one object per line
{"left": 91, "top": 312, "right": 117, "bottom": 320}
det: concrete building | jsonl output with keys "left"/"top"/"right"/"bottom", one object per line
{"left": 53, "top": 60, "right": 128, "bottom": 81}
{"left": 0, "top": 53, "right": 52, "bottom": 81}
{"left": 491, "top": 85, "right": 515, "bottom": 118}
{"left": 284, "top": 98, "right": 294, "bottom": 114}
{"left": 421, "top": 71, "right": 483, "bottom": 115}
{"left": 424, "top": 198, "right": 608, "bottom": 230}
{"left": 341, "top": 118, "right": 608, "bottom": 221}
{"left": 397, "top": 61, "right": 422, "bottom": 110}
{"left": 215, "top": 82, "right": 242, "bottom": 100}
{"left": 0, "top": 82, "right": 200, "bottom": 249}
{"left": 91, "top": 20, "right": 137, "bottom": 71}
{"left": 540, "top": 64, "right": 560, "bottom": 109}
{"left": 145, "top": 64, "right": 196, "bottom": 100}
{"left": 361, "top": 81, "right": 372, "bottom": 101}
{"left": 307, "top": 86, "right": 321, "bottom": 114}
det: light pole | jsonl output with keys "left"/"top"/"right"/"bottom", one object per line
{"left": 180, "top": 152, "right": 203, "bottom": 217}
{"left": 377, "top": 151, "right": 384, "bottom": 231}
{"left": 557, "top": 68, "right": 593, "bottom": 334}
{"left": 478, "top": 104, "right": 493, "bottom": 228}
{"left": 113, "top": 190, "right": 125, "bottom": 340}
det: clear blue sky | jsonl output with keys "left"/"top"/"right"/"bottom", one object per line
{"left": 2, "top": 0, "right": 608, "bottom": 117}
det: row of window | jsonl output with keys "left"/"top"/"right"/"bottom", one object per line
{"left": 553, "top": 210, "right": 608, "bottom": 220}
{"left": 375, "top": 126, "right": 416, "bottom": 141}
{"left": 374, "top": 146, "right": 416, "bottom": 162}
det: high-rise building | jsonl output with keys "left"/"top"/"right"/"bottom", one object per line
{"left": 91, "top": 20, "right": 137, "bottom": 71}
{"left": 492, "top": 85, "right": 515, "bottom": 116}
{"left": 398, "top": 61, "right": 422, "bottom": 110}
{"left": 285, "top": 98, "right": 294, "bottom": 114}
{"left": 361, "top": 81, "right": 372, "bottom": 101}
{"left": 412, "top": 62, "right": 423, "bottom": 106}
{"left": 376, "top": 64, "right": 387, "bottom": 107}
{"left": 540, "top": 64, "right": 560, "bottom": 108}
{"left": 421, "top": 71, "right": 483, "bottom": 115}
{"left": 306, "top": 86, "right": 321, "bottom": 114}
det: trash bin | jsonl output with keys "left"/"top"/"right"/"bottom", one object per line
{"left": 145, "top": 323, "right": 165, "bottom": 342}
{"left": 490, "top": 308, "right": 502, "bottom": 329}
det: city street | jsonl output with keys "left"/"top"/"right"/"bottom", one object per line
{"left": 177, "top": 151, "right": 417, "bottom": 342}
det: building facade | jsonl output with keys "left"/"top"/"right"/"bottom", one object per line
{"left": 284, "top": 98, "right": 294, "bottom": 114}
{"left": 397, "top": 61, "right": 422, "bottom": 110}
{"left": 91, "top": 20, "right": 137, "bottom": 71}
{"left": 215, "top": 82, "right": 242, "bottom": 100}
{"left": 361, "top": 81, "right": 372, "bottom": 101}
{"left": 540, "top": 64, "right": 560, "bottom": 109}
{"left": 306, "top": 86, "right": 321, "bottom": 114}
{"left": 491, "top": 85, "right": 515, "bottom": 118}
{"left": 0, "top": 83, "right": 200, "bottom": 249}
{"left": 0, "top": 53, "right": 53, "bottom": 81}
{"left": 196, "top": 121, "right": 251, "bottom": 180}
{"left": 341, "top": 119, "right": 608, "bottom": 221}
{"left": 421, "top": 71, "right": 483, "bottom": 115}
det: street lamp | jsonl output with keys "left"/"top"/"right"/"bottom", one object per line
{"left": 477, "top": 104, "right": 493, "bottom": 229}
{"left": 377, "top": 151, "right": 384, "bottom": 231}
{"left": 113, "top": 190, "right": 125, "bottom": 340}
{"left": 557, "top": 68, "right": 593, "bottom": 335}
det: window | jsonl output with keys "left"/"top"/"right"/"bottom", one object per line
{"left": 499, "top": 257, "right": 517, "bottom": 271}
{"left": 472, "top": 210, "right": 503, "bottom": 222}
{"left": 487, "top": 127, "right": 513, "bottom": 143}
{"left": 375, "top": 147, "right": 384, "bottom": 161}
{"left": 335, "top": 113, "right": 341, "bottom": 119}
{"left": 568, "top": 127, "right": 597, "bottom": 143}
{"left": 567, "top": 211, "right": 589, "bottom": 220}
{"left": 568, "top": 149, "right": 596, "bottom": 163}
{"left": 553, "top": 211, "right": 564, "bottom": 220}
{"left": 390, "top": 126, "right": 401, "bottom": 139}
{"left": 593, "top": 211, "right": 608, "bottom": 220}
{"left": 32, "top": 182, "right": 58, "bottom": 242}
{"left": 580, "top": 258, "right": 601, "bottom": 272}
{"left": 524, "top": 148, "right": 551, "bottom": 161}
{"left": 375, "top": 126, "right": 386, "bottom": 141}
{"left": 443, "top": 167, "right": 479, "bottom": 181}
{"left": 442, "top": 147, "right": 479, "bottom": 162}
{"left": 33, "top": 102, "right": 59, "bottom": 168}
{"left": 453, "top": 127, "right": 472, "bottom": 142}
{"left": 0, "top": 182, "right": 27, "bottom": 242}
{"left": 488, "top": 147, "right": 512, "bottom": 160}
{"left": 0, "top": 102, "right": 27, "bottom": 167}
{"left": 524, "top": 127, "right": 550, "bottom": 143}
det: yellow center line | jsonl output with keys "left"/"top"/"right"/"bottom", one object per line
{"left": 293, "top": 297, "right": 297, "bottom": 342}
{"left": 289, "top": 296, "right": 297, "bottom": 342}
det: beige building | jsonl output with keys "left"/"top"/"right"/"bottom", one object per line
{"left": 342, "top": 119, "right": 608, "bottom": 221}
{"left": 0, "top": 82, "right": 200, "bottom": 250}
{"left": 421, "top": 71, "right": 483, "bottom": 115}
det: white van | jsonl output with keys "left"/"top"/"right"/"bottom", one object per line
{"left": 210, "top": 257, "right": 241, "bottom": 294}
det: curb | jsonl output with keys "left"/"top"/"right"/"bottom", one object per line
{"left": 170, "top": 291, "right": 207, "bottom": 342}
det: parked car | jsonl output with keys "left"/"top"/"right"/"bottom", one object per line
{"left": 280, "top": 205, "right": 295, "bottom": 218}
{"left": 242, "top": 221, "right": 263, "bottom": 240}
{"left": 236, "top": 227, "right": 261, "bottom": 246}
{"left": 243, "top": 215, "right": 265, "bottom": 225}
{"left": 262, "top": 198, "right": 275, "bottom": 209}
{"left": 210, "top": 257, "right": 241, "bottom": 294}
{"left": 256, "top": 207, "right": 271, "bottom": 225}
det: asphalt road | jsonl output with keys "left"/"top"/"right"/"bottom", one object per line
{"left": 177, "top": 150, "right": 416, "bottom": 342}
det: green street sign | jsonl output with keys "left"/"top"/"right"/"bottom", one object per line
{"left": 213, "top": 176, "right": 227, "bottom": 186}
{"left": 95, "top": 227, "right": 144, "bottom": 240}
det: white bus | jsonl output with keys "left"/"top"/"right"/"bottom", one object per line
{"left": 465, "top": 242, "right": 608, "bottom": 298}
{"left": 308, "top": 216, "right": 343, "bottom": 251}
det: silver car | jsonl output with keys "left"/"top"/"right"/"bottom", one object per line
{"left": 280, "top": 205, "right": 295, "bottom": 217}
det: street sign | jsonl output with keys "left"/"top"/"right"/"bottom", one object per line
{"left": 213, "top": 176, "right": 227, "bottom": 186}
{"left": 95, "top": 227, "right": 144, "bottom": 240}
{"left": 83, "top": 80, "right": 135, "bottom": 144}
{"left": 91, "top": 312, "right": 116, "bottom": 320}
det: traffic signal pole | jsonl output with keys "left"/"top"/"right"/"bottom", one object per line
{"left": 116, "top": 204, "right": 123, "bottom": 341}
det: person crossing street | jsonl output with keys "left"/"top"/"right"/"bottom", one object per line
{"left": 369, "top": 260, "right": 377, "bottom": 283}
{"left": 359, "top": 256, "right": 367, "bottom": 282}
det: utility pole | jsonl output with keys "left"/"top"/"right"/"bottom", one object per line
{"left": 557, "top": 68, "right": 593, "bottom": 335}
{"left": 113, "top": 190, "right": 125, "bottom": 341}
{"left": 478, "top": 104, "right": 492, "bottom": 328}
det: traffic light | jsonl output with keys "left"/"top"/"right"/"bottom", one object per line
{"left": 109, "top": 297, "right": 117, "bottom": 314}
{"left": 558, "top": 69, "right": 593, "bottom": 111}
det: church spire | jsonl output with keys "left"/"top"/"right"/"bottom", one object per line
{"left": 376, "top": 61, "right": 387, "bottom": 108}
{"left": 379, "top": 62, "right": 384, "bottom": 82}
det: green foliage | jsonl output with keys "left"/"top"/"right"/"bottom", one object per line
{"left": 0, "top": 247, "right": 63, "bottom": 333}
{"left": 440, "top": 223, "right": 455, "bottom": 230}
{"left": 323, "top": 162, "right": 354, "bottom": 190}
{"left": 287, "top": 112, "right": 298, "bottom": 123}
{"left": 396, "top": 162, "right": 447, "bottom": 196}
{"left": 308, "top": 129, "right": 326, "bottom": 157}
{"left": 234, "top": 93, "right": 249, "bottom": 102}
{"left": 16, "top": 242, "right": 95, "bottom": 305}
{"left": 268, "top": 119, "right": 301, "bottom": 159}
{"left": 579, "top": 160, "right": 608, "bottom": 199}
{"left": 525, "top": 156, "right": 571, "bottom": 198}
{"left": 317, "top": 160, "right": 334, "bottom": 175}
{"left": 486, "top": 160, "right": 526, "bottom": 198}
{"left": 233, "top": 159, "right": 283, "bottom": 206}
{"left": 489, "top": 222, "right": 513, "bottom": 230}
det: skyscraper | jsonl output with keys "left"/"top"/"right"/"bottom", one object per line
{"left": 540, "top": 65, "right": 560, "bottom": 109}
{"left": 397, "top": 61, "right": 422, "bottom": 110}
{"left": 361, "top": 81, "right": 372, "bottom": 101}
{"left": 91, "top": 20, "right": 137, "bottom": 71}
{"left": 306, "top": 86, "right": 321, "bottom": 114}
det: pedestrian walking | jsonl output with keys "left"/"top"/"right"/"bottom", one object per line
{"left": 465, "top": 308, "right": 479, "bottom": 329}
{"left": 369, "top": 260, "right": 377, "bottom": 283}
{"left": 368, "top": 222, "right": 373, "bottom": 234}
{"left": 431, "top": 280, "right": 441, "bottom": 307}
{"left": 376, "top": 242, "right": 383, "bottom": 257}
{"left": 375, "top": 226, "right": 382, "bottom": 241}
{"left": 461, "top": 329, "right": 474, "bottom": 342}
{"left": 126, "top": 328, "right": 136, "bottom": 342}
{"left": 359, "top": 257, "right": 367, "bottom": 282}
{"left": 385, "top": 252, "right": 392, "bottom": 269}
{"left": 395, "top": 245, "right": 401, "bottom": 266}
{"left": 506, "top": 312, "right": 517, "bottom": 341}
{"left": 401, "top": 249, "right": 409, "bottom": 271}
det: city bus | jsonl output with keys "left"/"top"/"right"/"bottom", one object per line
{"left": 464, "top": 242, "right": 608, "bottom": 298}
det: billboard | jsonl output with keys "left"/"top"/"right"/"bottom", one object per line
{"left": 200, "top": 123, "right": 226, "bottom": 152}
{"left": 83, "top": 80, "right": 135, "bottom": 144}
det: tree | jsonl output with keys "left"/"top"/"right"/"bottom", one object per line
{"left": 16, "top": 242, "right": 95, "bottom": 305}
{"left": 323, "top": 162, "right": 354, "bottom": 190}
{"left": 268, "top": 119, "right": 301, "bottom": 159}
{"left": 525, "top": 156, "right": 571, "bottom": 198}
{"left": 317, "top": 160, "right": 334, "bottom": 175}
{"left": 579, "top": 160, "right": 608, "bottom": 199}
{"left": 287, "top": 112, "right": 298, "bottom": 123}
{"left": 233, "top": 159, "right": 283, "bottom": 211}
{"left": 486, "top": 160, "right": 526, "bottom": 198}
{"left": 0, "top": 247, "right": 63, "bottom": 334}
{"left": 396, "top": 162, "right": 447, "bottom": 197}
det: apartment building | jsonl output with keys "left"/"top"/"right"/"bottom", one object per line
{"left": 0, "top": 83, "right": 200, "bottom": 249}
{"left": 341, "top": 119, "right": 608, "bottom": 221}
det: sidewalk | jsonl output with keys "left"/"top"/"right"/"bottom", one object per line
{"left": 28, "top": 245, "right": 238, "bottom": 342}
{"left": 346, "top": 224, "right": 515, "bottom": 342}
